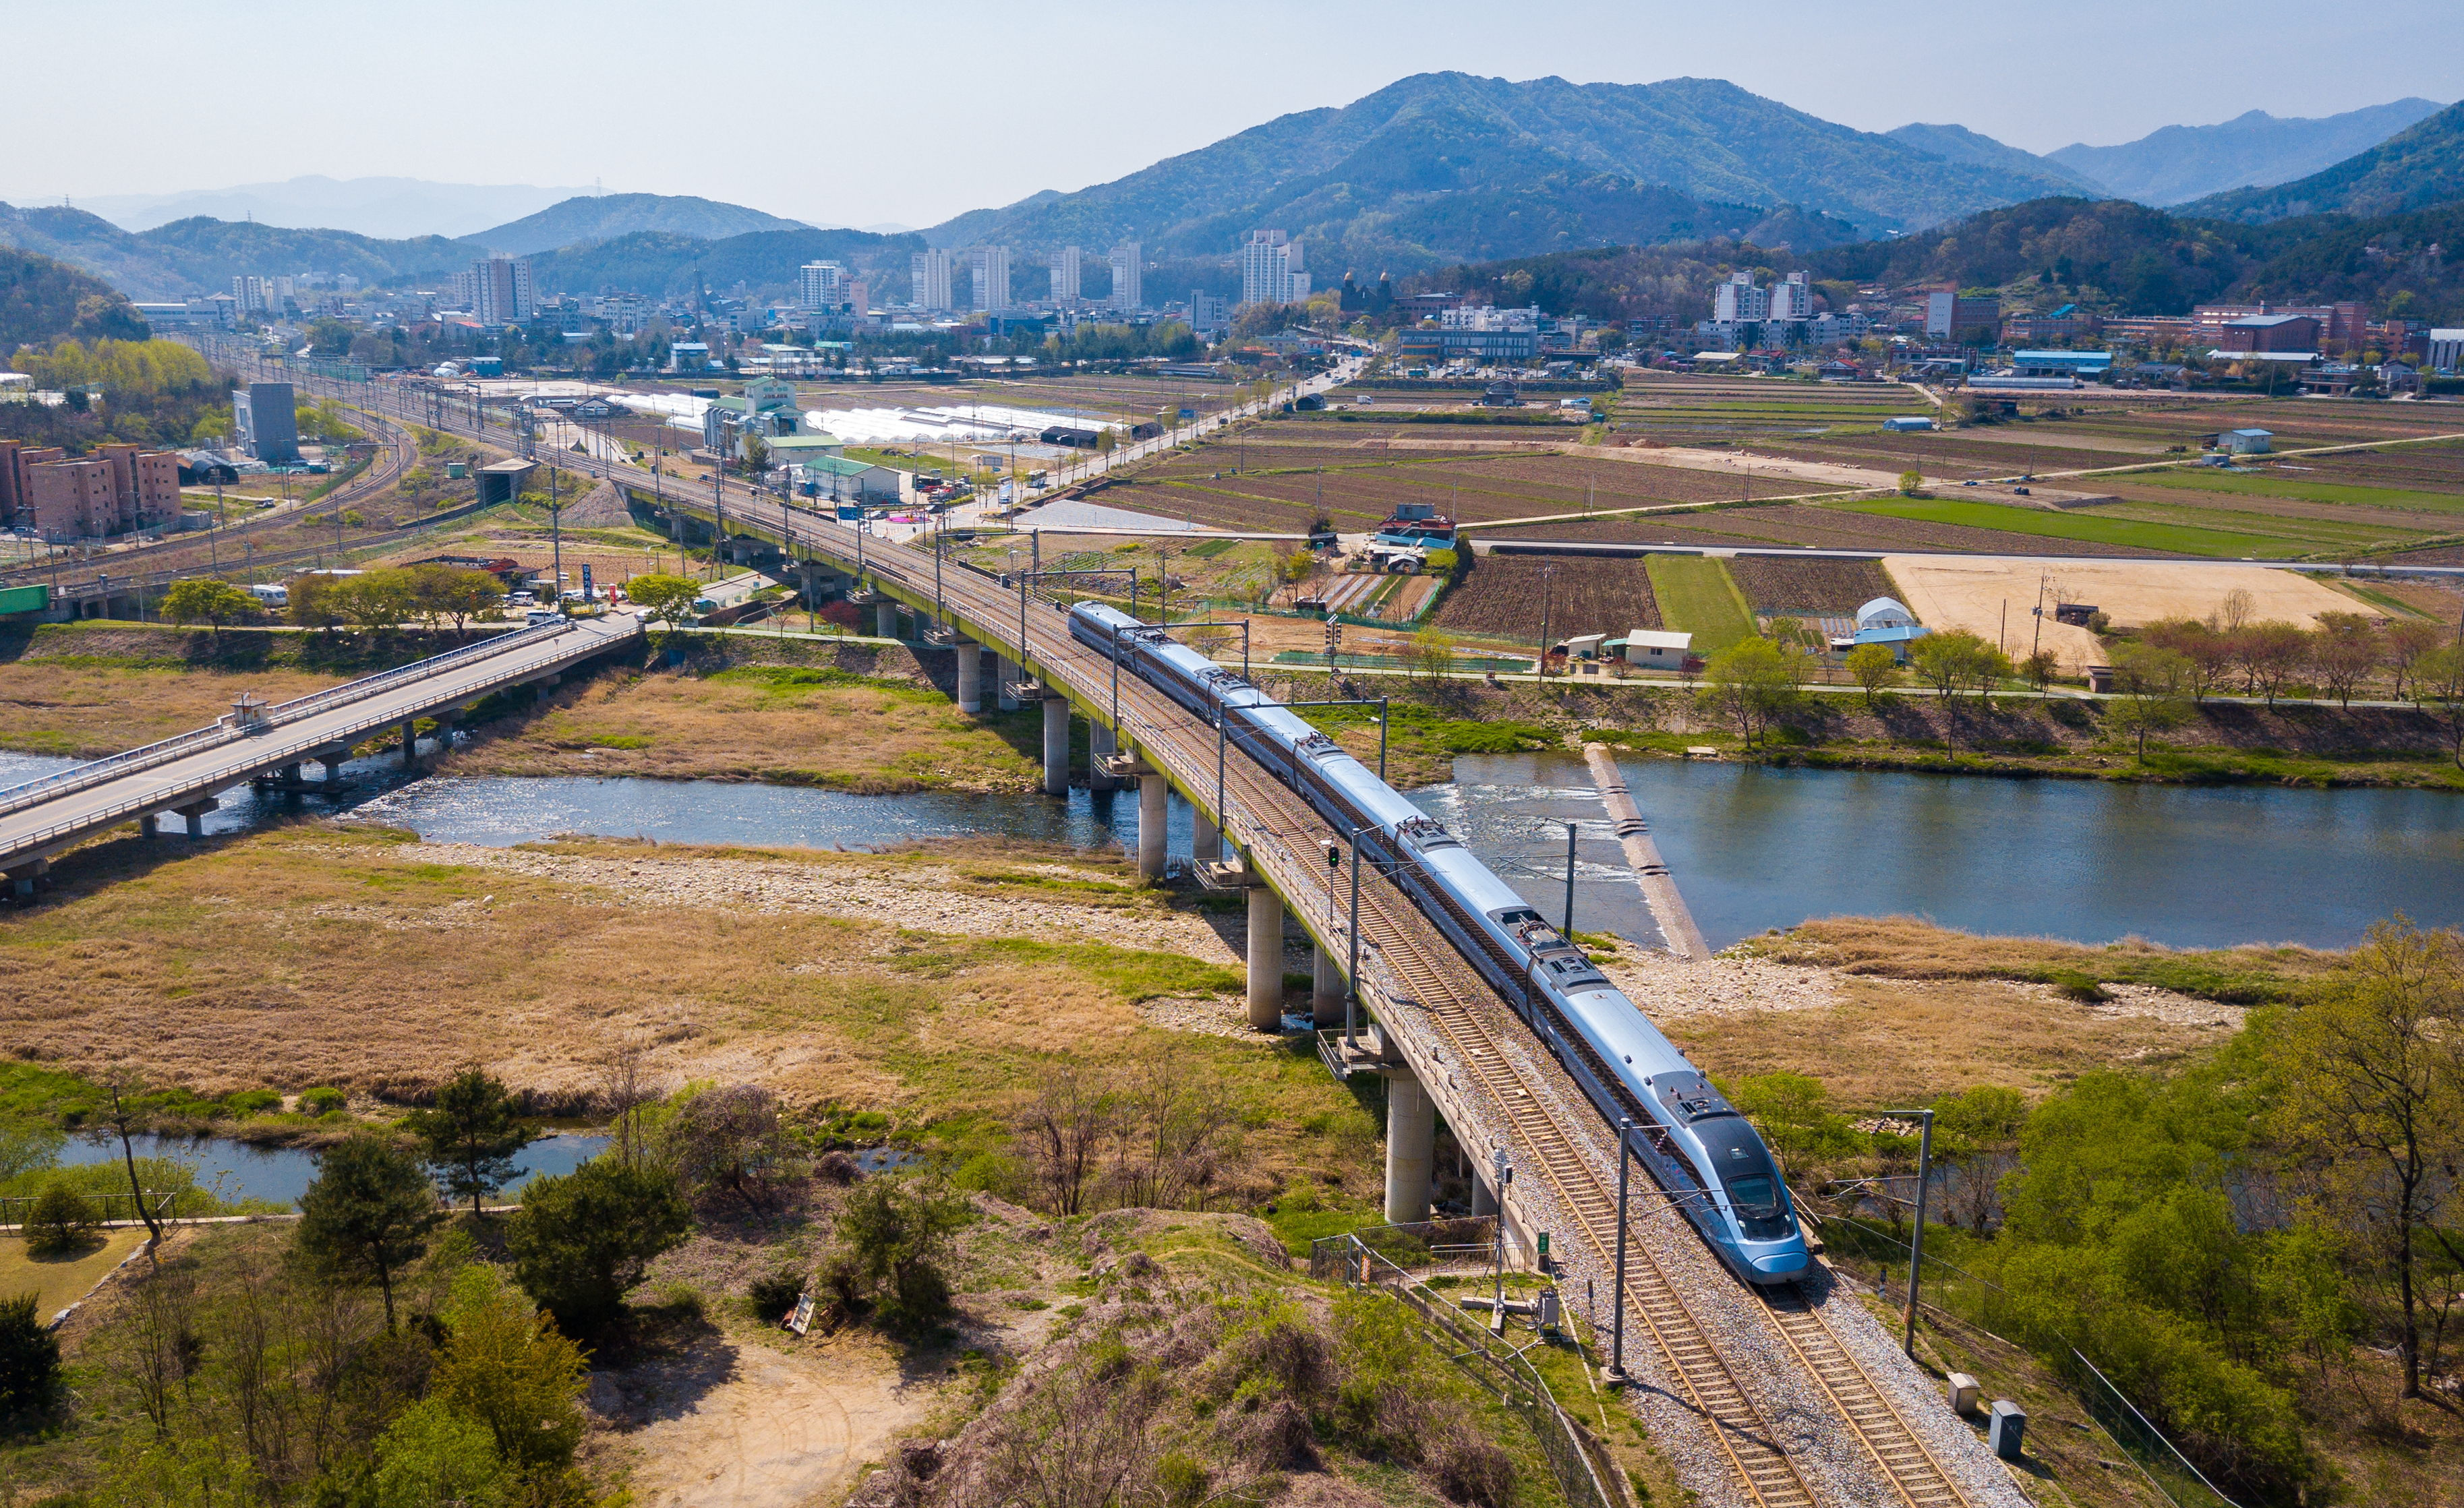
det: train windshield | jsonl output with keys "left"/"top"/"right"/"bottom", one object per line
{"left": 1693, "top": 1116, "right": 1794, "bottom": 1240}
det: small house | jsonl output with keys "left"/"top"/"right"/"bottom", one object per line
{"left": 1623, "top": 629, "right": 1693, "bottom": 667}
{"left": 1852, "top": 624, "right": 1929, "bottom": 663}
{"left": 2223, "top": 428, "right": 2272, "bottom": 456}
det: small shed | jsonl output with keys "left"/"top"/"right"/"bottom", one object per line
{"left": 1623, "top": 628, "right": 1694, "bottom": 665}
{"left": 1881, "top": 416, "right": 1936, "bottom": 432}
{"left": 2223, "top": 428, "right": 2272, "bottom": 456}
{"left": 1855, "top": 597, "right": 1916, "bottom": 631}
{"left": 1852, "top": 623, "right": 1929, "bottom": 663}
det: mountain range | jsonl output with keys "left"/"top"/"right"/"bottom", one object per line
{"left": 467, "top": 193, "right": 813, "bottom": 256}
{"left": 2178, "top": 98, "right": 2464, "bottom": 223}
{"left": 2049, "top": 99, "right": 2448, "bottom": 207}
{"left": 922, "top": 73, "right": 2088, "bottom": 270}
{"left": 72, "top": 176, "right": 591, "bottom": 239}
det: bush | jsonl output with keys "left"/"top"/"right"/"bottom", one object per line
{"left": 221, "top": 1089, "right": 282, "bottom": 1116}
{"left": 835, "top": 1177, "right": 972, "bottom": 1331}
{"left": 746, "top": 1265, "right": 808, "bottom": 1320}
{"left": 0, "top": 1292, "right": 61, "bottom": 1418}
{"left": 23, "top": 1182, "right": 98, "bottom": 1257}
{"left": 299, "top": 1087, "right": 347, "bottom": 1117}
{"left": 506, "top": 1159, "right": 692, "bottom": 1337}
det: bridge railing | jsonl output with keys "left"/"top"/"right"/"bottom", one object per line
{"left": 0, "top": 620, "right": 578, "bottom": 820}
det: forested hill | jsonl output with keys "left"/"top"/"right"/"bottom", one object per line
{"left": 467, "top": 194, "right": 813, "bottom": 257}
{"left": 1411, "top": 195, "right": 2464, "bottom": 329}
{"left": 0, "top": 205, "right": 471, "bottom": 301}
{"left": 0, "top": 245, "right": 152, "bottom": 349}
{"left": 926, "top": 73, "right": 2088, "bottom": 272}
{"left": 525, "top": 227, "right": 925, "bottom": 301}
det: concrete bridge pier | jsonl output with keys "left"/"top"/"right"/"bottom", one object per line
{"left": 312, "top": 746, "right": 351, "bottom": 791}
{"left": 954, "top": 640, "right": 981, "bottom": 713}
{"left": 1089, "top": 724, "right": 1118, "bottom": 792}
{"left": 400, "top": 719, "right": 421, "bottom": 766}
{"left": 138, "top": 812, "right": 160, "bottom": 840}
{"left": 430, "top": 709, "right": 459, "bottom": 756}
{"left": 1192, "top": 816, "right": 1221, "bottom": 863}
{"left": 1138, "top": 771, "right": 1167, "bottom": 882}
{"left": 1245, "top": 884, "right": 1285, "bottom": 1030}
{"left": 996, "top": 655, "right": 1020, "bottom": 711}
{"left": 1312, "top": 942, "right": 1345, "bottom": 1027}
{"left": 1384, "top": 1068, "right": 1438, "bottom": 1224}
{"left": 1040, "top": 697, "right": 1068, "bottom": 796}
{"left": 7, "top": 857, "right": 47, "bottom": 899}
{"left": 876, "top": 601, "right": 898, "bottom": 639}
{"left": 1470, "top": 1171, "right": 1500, "bottom": 1217}
{"left": 174, "top": 799, "right": 218, "bottom": 838}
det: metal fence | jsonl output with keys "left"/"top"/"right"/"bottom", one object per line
{"left": 1314, "top": 1228, "right": 1629, "bottom": 1508}
{"left": 0, "top": 1189, "right": 181, "bottom": 1228}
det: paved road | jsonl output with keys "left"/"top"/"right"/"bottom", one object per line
{"left": 0, "top": 611, "right": 641, "bottom": 872}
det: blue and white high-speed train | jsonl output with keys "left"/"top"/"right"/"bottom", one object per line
{"left": 1067, "top": 601, "right": 1809, "bottom": 1286}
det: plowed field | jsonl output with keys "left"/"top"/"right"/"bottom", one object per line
{"left": 1434, "top": 555, "right": 1660, "bottom": 640}
{"left": 1726, "top": 556, "right": 1896, "bottom": 614}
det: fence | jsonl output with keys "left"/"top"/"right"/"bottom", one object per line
{"left": 1313, "top": 1228, "right": 1629, "bottom": 1508}
{"left": 0, "top": 1189, "right": 181, "bottom": 1228}
{"left": 1820, "top": 1214, "right": 2243, "bottom": 1508}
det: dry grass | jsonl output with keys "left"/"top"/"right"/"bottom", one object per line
{"left": 446, "top": 666, "right": 1048, "bottom": 793}
{"left": 0, "top": 663, "right": 347, "bottom": 758}
{"left": 0, "top": 824, "right": 1386, "bottom": 1206}
{"left": 1666, "top": 975, "right": 2246, "bottom": 1107}
{"left": 1755, "top": 915, "right": 2343, "bottom": 1002}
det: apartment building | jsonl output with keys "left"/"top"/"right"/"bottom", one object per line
{"left": 233, "top": 381, "right": 300, "bottom": 464}
{"left": 1109, "top": 241, "right": 1142, "bottom": 311}
{"left": 911, "top": 248, "right": 954, "bottom": 311}
{"left": 1238, "top": 230, "right": 1307, "bottom": 306}
{"left": 972, "top": 245, "right": 1011, "bottom": 312}
{"left": 799, "top": 260, "right": 846, "bottom": 310}
{"left": 1049, "top": 245, "right": 1082, "bottom": 309}
{"left": 0, "top": 440, "right": 181, "bottom": 539}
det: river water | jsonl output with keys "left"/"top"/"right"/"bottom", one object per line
{"left": 7, "top": 746, "right": 2457, "bottom": 951}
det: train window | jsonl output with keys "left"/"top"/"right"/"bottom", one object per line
{"left": 1693, "top": 1116, "right": 1789, "bottom": 1237}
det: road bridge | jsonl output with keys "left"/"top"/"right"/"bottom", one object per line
{"left": 0, "top": 612, "right": 641, "bottom": 892}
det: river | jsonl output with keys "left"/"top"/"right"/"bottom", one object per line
{"left": 7, "top": 744, "right": 2459, "bottom": 952}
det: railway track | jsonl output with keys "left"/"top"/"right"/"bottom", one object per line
{"left": 881, "top": 546, "right": 1970, "bottom": 1508}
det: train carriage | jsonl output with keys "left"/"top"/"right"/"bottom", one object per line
{"left": 1067, "top": 601, "right": 1809, "bottom": 1286}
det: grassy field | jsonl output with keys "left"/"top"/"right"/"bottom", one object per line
{"left": 1643, "top": 554, "right": 1756, "bottom": 653}
{"left": 1836, "top": 496, "right": 2308, "bottom": 557}
{"left": 0, "top": 1229, "right": 146, "bottom": 1320}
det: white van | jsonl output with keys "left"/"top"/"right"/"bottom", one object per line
{"left": 247, "top": 582, "right": 289, "bottom": 607}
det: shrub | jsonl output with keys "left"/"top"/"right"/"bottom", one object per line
{"left": 24, "top": 1182, "right": 98, "bottom": 1257}
{"left": 299, "top": 1087, "right": 347, "bottom": 1117}
{"left": 2047, "top": 969, "right": 2111, "bottom": 1002}
{"left": 0, "top": 1292, "right": 61, "bottom": 1418}
{"left": 221, "top": 1089, "right": 282, "bottom": 1116}
{"left": 746, "top": 1265, "right": 808, "bottom": 1320}
{"left": 835, "top": 1176, "right": 972, "bottom": 1331}
{"left": 1433, "top": 1430, "right": 1516, "bottom": 1508}
{"left": 506, "top": 1159, "right": 692, "bottom": 1337}
{"left": 432, "top": 1267, "right": 587, "bottom": 1474}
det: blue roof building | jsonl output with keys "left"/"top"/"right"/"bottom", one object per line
{"left": 1853, "top": 624, "right": 1930, "bottom": 662}
{"left": 2011, "top": 349, "right": 2113, "bottom": 375}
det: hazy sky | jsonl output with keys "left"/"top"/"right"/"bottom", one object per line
{"left": 7, "top": 0, "right": 2456, "bottom": 229}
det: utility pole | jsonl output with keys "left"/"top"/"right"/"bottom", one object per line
{"left": 1562, "top": 820, "right": 1578, "bottom": 937}
{"left": 1607, "top": 1118, "right": 1632, "bottom": 1384}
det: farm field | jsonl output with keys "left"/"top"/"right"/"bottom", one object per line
{"left": 2129, "top": 468, "right": 2464, "bottom": 514}
{"left": 1498, "top": 503, "right": 2164, "bottom": 556}
{"left": 1836, "top": 496, "right": 2325, "bottom": 557}
{"left": 1726, "top": 555, "right": 1897, "bottom": 615}
{"left": 1643, "top": 554, "right": 1756, "bottom": 653}
{"left": 1432, "top": 553, "right": 1660, "bottom": 642}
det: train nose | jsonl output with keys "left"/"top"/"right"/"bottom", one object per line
{"left": 1752, "top": 1250, "right": 1811, "bottom": 1279}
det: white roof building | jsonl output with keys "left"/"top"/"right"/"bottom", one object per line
{"left": 1856, "top": 597, "right": 1916, "bottom": 630}
{"left": 1624, "top": 629, "right": 1694, "bottom": 664}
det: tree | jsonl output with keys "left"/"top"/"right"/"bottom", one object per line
{"left": 2142, "top": 617, "right": 2230, "bottom": 702}
{"left": 295, "top": 1132, "right": 441, "bottom": 1329}
{"left": 287, "top": 573, "right": 347, "bottom": 636}
{"left": 2307, "top": 611, "right": 2383, "bottom": 708}
{"left": 1695, "top": 637, "right": 1799, "bottom": 749}
{"left": 431, "top": 1267, "right": 589, "bottom": 1475}
{"left": 834, "top": 1176, "right": 973, "bottom": 1330}
{"left": 739, "top": 432, "right": 771, "bottom": 474}
{"left": 626, "top": 572, "right": 702, "bottom": 632}
{"left": 2417, "top": 644, "right": 2464, "bottom": 767}
{"left": 160, "top": 578, "right": 256, "bottom": 638}
{"left": 1897, "top": 469, "right": 1923, "bottom": 497}
{"left": 2022, "top": 647, "right": 2061, "bottom": 690}
{"left": 24, "top": 1182, "right": 97, "bottom": 1257}
{"left": 1409, "top": 624, "right": 1457, "bottom": 680}
{"left": 506, "top": 1159, "right": 692, "bottom": 1337}
{"left": 2234, "top": 621, "right": 2309, "bottom": 706}
{"left": 1844, "top": 642, "right": 1901, "bottom": 709}
{"left": 0, "top": 1292, "right": 61, "bottom": 1419}
{"left": 409, "top": 566, "right": 502, "bottom": 638}
{"left": 1908, "top": 629, "right": 2003, "bottom": 702}
{"left": 2266, "top": 921, "right": 2464, "bottom": 1399}
{"left": 2217, "top": 586, "right": 2256, "bottom": 632}
{"left": 333, "top": 569, "right": 415, "bottom": 633}
{"left": 2107, "top": 641, "right": 2195, "bottom": 758}
{"left": 365, "top": 1398, "right": 506, "bottom": 1508}
{"left": 406, "top": 1068, "right": 535, "bottom": 1218}
{"left": 662, "top": 1084, "right": 796, "bottom": 1216}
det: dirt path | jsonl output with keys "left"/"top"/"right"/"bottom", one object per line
{"left": 596, "top": 1332, "right": 926, "bottom": 1508}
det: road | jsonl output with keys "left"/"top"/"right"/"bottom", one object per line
{"left": 0, "top": 612, "right": 641, "bottom": 874}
